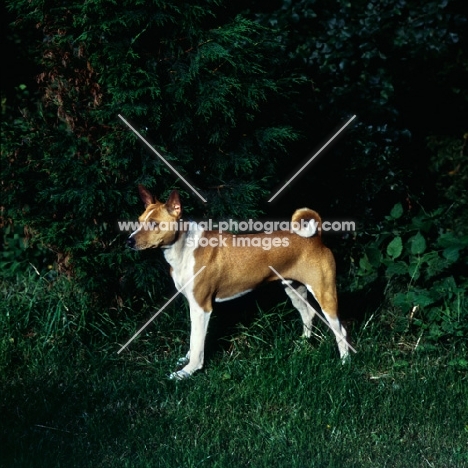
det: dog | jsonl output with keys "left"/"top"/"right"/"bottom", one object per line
{"left": 127, "top": 186, "right": 350, "bottom": 379}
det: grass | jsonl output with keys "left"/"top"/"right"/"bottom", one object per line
{"left": 1, "top": 269, "right": 467, "bottom": 467}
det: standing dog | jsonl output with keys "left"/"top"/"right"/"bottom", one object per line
{"left": 127, "top": 186, "right": 349, "bottom": 379}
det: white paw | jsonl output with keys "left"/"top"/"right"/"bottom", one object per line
{"left": 169, "top": 369, "right": 191, "bottom": 380}
{"left": 340, "top": 352, "right": 351, "bottom": 364}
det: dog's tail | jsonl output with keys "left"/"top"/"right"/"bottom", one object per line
{"left": 291, "top": 208, "right": 322, "bottom": 238}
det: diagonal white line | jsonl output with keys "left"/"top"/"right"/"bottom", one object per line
{"left": 268, "top": 266, "right": 357, "bottom": 354}
{"left": 118, "top": 114, "right": 207, "bottom": 203}
{"left": 268, "top": 115, "right": 357, "bottom": 202}
{"left": 117, "top": 266, "right": 206, "bottom": 354}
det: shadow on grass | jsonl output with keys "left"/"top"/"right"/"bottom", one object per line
{"left": 1, "top": 273, "right": 467, "bottom": 467}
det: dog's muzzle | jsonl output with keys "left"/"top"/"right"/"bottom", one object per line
{"left": 127, "top": 237, "right": 136, "bottom": 249}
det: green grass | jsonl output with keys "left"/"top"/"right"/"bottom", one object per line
{"left": 1, "top": 271, "right": 467, "bottom": 467}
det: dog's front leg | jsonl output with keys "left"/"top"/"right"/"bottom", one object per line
{"left": 177, "top": 351, "right": 190, "bottom": 367}
{"left": 170, "top": 302, "right": 211, "bottom": 380}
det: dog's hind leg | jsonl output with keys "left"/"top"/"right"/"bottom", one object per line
{"left": 283, "top": 281, "right": 318, "bottom": 338}
{"left": 170, "top": 300, "right": 212, "bottom": 380}
{"left": 306, "top": 285, "right": 350, "bottom": 361}
{"left": 323, "top": 310, "right": 349, "bottom": 361}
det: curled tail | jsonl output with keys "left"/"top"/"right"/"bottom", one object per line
{"left": 291, "top": 208, "right": 322, "bottom": 238}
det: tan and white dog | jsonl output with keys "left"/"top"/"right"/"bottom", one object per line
{"left": 127, "top": 186, "right": 350, "bottom": 379}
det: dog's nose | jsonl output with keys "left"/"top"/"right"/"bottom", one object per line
{"left": 127, "top": 237, "right": 136, "bottom": 249}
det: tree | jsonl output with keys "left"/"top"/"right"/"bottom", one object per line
{"left": 254, "top": 0, "right": 467, "bottom": 220}
{"left": 2, "top": 0, "right": 303, "bottom": 303}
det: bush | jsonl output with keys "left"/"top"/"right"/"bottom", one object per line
{"left": 351, "top": 135, "right": 468, "bottom": 344}
{"left": 2, "top": 0, "right": 303, "bottom": 303}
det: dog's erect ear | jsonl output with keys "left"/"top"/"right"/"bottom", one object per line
{"left": 165, "top": 190, "right": 182, "bottom": 217}
{"left": 138, "top": 185, "right": 156, "bottom": 208}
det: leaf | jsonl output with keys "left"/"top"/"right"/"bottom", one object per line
{"left": 387, "top": 236, "right": 403, "bottom": 259}
{"left": 386, "top": 261, "right": 407, "bottom": 277}
{"left": 443, "top": 247, "right": 460, "bottom": 263}
{"left": 393, "top": 289, "right": 437, "bottom": 311}
{"left": 434, "top": 276, "right": 457, "bottom": 295}
{"left": 424, "top": 254, "right": 449, "bottom": 279}
{"left": 366, "top": 246, "right": 382, "bottom": 267}
{"left": 359, "top": 255, "right": 373, "bottom": 273}
{"left": 393, "top": 292, "right": 412, "bottom": 311}
{"left": 412, "top": 290, "right": 437, "bottom": 307}
{"left": 410, "top": 211, "right": 434, "bottom": 231}
{"left": 408, "top": 260, "right": 421, "bottom": 280}
{"left": 437, "top": 232, "right": 468, "bottom": 249}
{"left": 390, "top": 203, "right": 403, "bottom": 219}
{"left": 410, "top": 232, "right": 426, "bottom": 255}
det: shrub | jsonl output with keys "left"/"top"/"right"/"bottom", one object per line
{"left": 2, "top": 1, "right": 303, "bottom": 303}
{"left": 351, "top": 135, "right": 468, "bottom": 344}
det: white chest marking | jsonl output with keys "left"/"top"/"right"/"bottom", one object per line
{"left": 164, "top": 223, "right": 202, "bottom": 294}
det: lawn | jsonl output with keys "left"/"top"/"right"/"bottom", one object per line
{"left": 1, "top": 271, "right": 467, "bottom": 468}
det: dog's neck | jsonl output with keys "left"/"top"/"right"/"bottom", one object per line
{"left": 162, "top": 221, "right": 203, "bottom": 269}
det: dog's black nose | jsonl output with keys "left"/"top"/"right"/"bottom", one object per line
{"left": 127, "top": 237, "right": 136, "bottom": 249}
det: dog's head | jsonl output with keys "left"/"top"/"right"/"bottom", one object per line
{"left": 127, "top": 185, "right": 182, "bottom": 250}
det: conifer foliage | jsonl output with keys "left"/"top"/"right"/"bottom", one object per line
{"left": 3, "top": 1, "right": 302, "bottom": 299}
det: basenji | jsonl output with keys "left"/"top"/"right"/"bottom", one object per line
{"left": 127, "top": 186, "right": 350, "bottom": 379}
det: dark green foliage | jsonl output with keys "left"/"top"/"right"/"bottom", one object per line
{"left": 354, "top": 204, "right": 468, "bottom": 342}
{"left": 428, "top": 134, "right": 468, "bottom": 231}
{"left": 255, "top": 0, "right": 467, "bottom": 221}
{"left": 351, "top": 135, "right": 468, "bottom": 344}
{"left": 1, "top": 224, "right": 53, "bottom": 278}
{"left": 247, "top": 1, "right": 468, "bottom": 347}
{"left": 2, "top": 7, "right": 468, "bottom": 465}
{"left": 2, "top": 0, "right": 302, "bottom": 302}
{"left": 1, "top": 0, "right": 467, "bottom": 350}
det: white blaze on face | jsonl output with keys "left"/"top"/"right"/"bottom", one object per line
{"left": 129, "top": 209, "right": 155, "bottom": 238}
